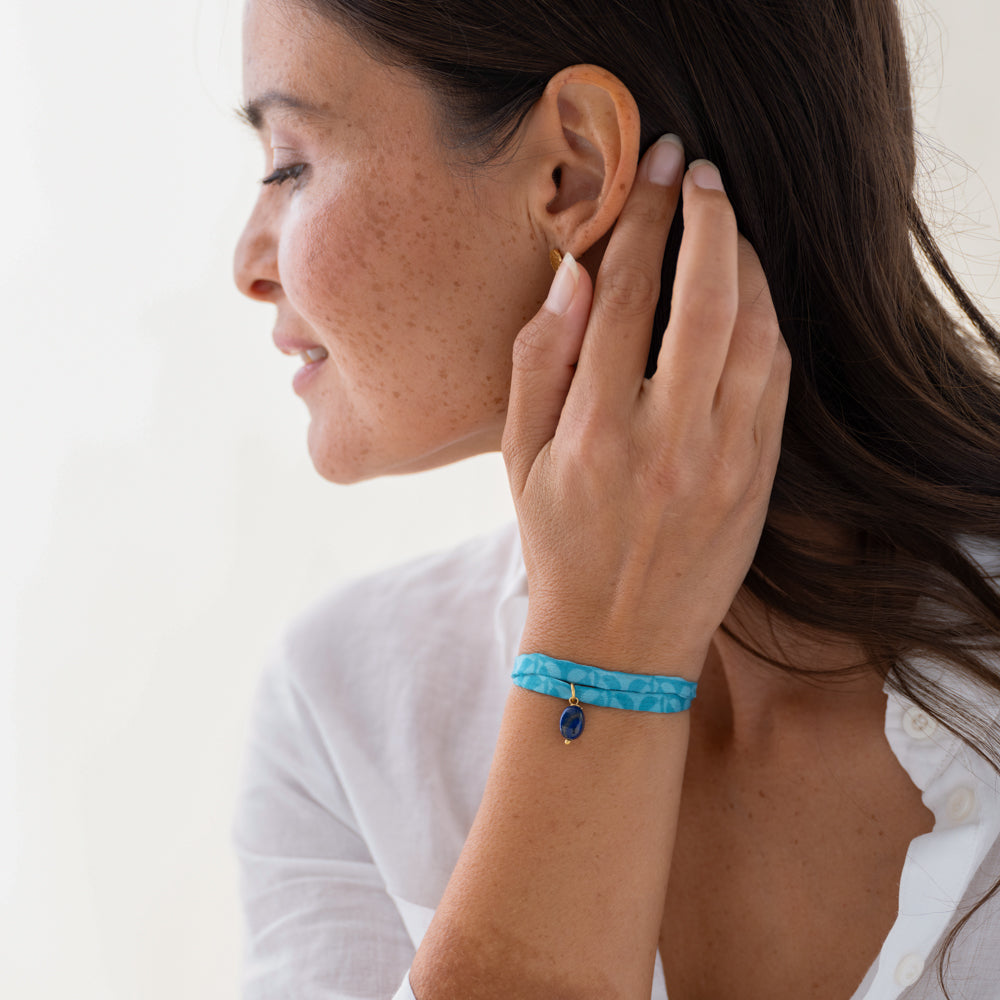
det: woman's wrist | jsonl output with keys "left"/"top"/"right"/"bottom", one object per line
{"left": 512, "top": 653, "right": 698, "bottom": 745}
{"left": 518, "top": 620, "right": 711, "bottom": 682}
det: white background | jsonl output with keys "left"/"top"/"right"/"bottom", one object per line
{"left": 2, "top": 1, "right": 997, "bottom": 997}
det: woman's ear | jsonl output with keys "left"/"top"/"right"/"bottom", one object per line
{"left": 519, "top": 65, "right": 640, "bottom": 261}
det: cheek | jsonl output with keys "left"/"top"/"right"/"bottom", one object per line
{"left": 279, "top": 162, "right": 548, "bottom": 424}
{"left": 280, "top": 184, "right": 372, "bottom": 327}
{"left": 280, "top": 169, "right": 446, "bottom": 337}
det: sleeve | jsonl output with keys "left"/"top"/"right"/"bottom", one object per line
{"left": 232, "top": 648, "right": 416, "bottom": 1000}
{"left": 391, "top": 974, "right": 417, "bottom": 1000}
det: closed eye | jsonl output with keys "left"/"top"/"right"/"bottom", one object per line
{"left": 262, "top": 164, "right": 306, "bottom": 186}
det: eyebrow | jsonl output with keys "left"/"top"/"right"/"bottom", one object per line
{"left": 235, "top": 91, "right": 334, "bottom": 131}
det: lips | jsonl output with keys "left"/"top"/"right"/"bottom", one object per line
{"left": 273, "top": 330, "right": 329, "bottom": 364}
{"left": 273, "top": 330, "right": 329, "bottom": 394}
{"left": 299, "top": 346, "right": 328, "bottom": 363}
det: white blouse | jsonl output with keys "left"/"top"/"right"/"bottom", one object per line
{"left": 233, "top": 522, "right": 1000, "bottom": 999}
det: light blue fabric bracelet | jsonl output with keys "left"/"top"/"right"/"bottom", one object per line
{"left": 512, "top": 653, "right": 698, "bottom": 744}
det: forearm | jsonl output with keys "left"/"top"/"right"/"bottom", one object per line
{"left": 409, "top": 685, "right": 690, "bottom": 1000}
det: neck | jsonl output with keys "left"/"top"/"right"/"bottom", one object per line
{"left": 695, "top": 589, "right": 889, "bottom": 751}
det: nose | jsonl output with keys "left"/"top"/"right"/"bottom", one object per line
{"left": 233, "top": 192, "right": 282, "bottom": 303}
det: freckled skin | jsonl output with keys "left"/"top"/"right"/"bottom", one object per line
{"left": 234, "top": 0, "right": 555, "bottom": 483}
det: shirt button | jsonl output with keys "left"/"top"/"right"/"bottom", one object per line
{"left": 902, "top": 706, "right": 938, "bottom": 740}
{"left": 894, "top": 953, "right": 925, "bottom": 986}
{"left": 946, "top": 786, "right": 977, "bottom": 824}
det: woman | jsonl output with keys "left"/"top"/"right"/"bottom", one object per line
{"left": 231, "top": 0, "right": 1000, "bottom": 998}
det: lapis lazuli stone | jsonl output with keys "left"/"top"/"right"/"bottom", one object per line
{"left": 559, "top": 704, "right": 585, "bottom": 741}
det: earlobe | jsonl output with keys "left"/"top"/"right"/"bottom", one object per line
{"left": 523, "top": 65, "right": 640, "bottom": 262}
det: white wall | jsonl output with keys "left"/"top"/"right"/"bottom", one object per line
{"left": 2, "top": 1, "right": 997, "bottom": 998}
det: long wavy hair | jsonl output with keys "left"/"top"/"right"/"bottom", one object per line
{"left": 289, "top": 0, "right": 1000, "bottom": 989}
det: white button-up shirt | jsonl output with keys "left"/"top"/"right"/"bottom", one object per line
{"left": 233, "top": 523, "right": 1000, "bottom": 999}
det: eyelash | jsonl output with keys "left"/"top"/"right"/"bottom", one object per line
{"left": 261, "top": 163, "right": 306, "bottom": 186}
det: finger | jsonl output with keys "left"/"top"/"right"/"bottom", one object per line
{"left": 567, "top": 135, "right": 685, "bottom": 414}
{"left": 502, "top": 253, "right": 594, "bottom": 497}
{"left": 715, "top": 238, "right": 783, "bottom": 415}
{"left": 652, "top": 160, "right": 739, "bottom": 410}
{"left": 748, "top": 335, "right": 791, "bottom": 483}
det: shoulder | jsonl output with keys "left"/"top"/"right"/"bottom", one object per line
{"left": 251, "top": 522, "right": 524, "bottom": 891}
{"left": 277, "top": 520, "right": 523, "bottom": 676}
{"left": 263, "top": 520, "right": 526, "bottom": 742}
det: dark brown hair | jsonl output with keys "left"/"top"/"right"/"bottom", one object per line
{"left": 291, "top": 0, "right": 1000, "bottom": 989}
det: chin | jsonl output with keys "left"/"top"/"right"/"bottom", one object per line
{"left": 305, "top": 427, "right": 429, "bottom": 485}
{"left": 304, "top": 420, "right": 376, "bottom": 484}
{"left": 307, "top": 441, "right": 381, "bottom": 485}
{"left": 305, "top": 420, "right": 504, "bottom": 485}
{"left": 311, "top": 461, "right": 370, "bottom": 486}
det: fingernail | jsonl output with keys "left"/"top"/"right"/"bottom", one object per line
{"left": 545, "top": 251, "right": 579, "bottom": 315}
{"left": 688, "top": 159, "right": 725, "bottom": 192}
{"left": 647, "top": 134, "right": 685, "bottom": 186}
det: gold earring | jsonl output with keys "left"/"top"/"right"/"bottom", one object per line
{"left": 549, "top": 248, "right": 563, "bottom": 272}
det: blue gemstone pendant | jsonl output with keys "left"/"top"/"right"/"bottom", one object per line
{"left": 560, "top": 683, "right": 585, "bottom": 743}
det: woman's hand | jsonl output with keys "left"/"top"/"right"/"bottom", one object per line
{"left": 502, "top": 138, "right": 791, "bottom": 679}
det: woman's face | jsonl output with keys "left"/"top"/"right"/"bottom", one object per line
{"left": 234, "top": 0, "right": 553, "bottom": 482}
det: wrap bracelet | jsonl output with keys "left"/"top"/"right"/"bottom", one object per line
{"left": 512, "top": 653, "right": 698, "bottom": 745}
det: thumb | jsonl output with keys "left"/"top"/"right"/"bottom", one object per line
{"left": 502, "top": 253, "right": 592, "bottom": 497}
